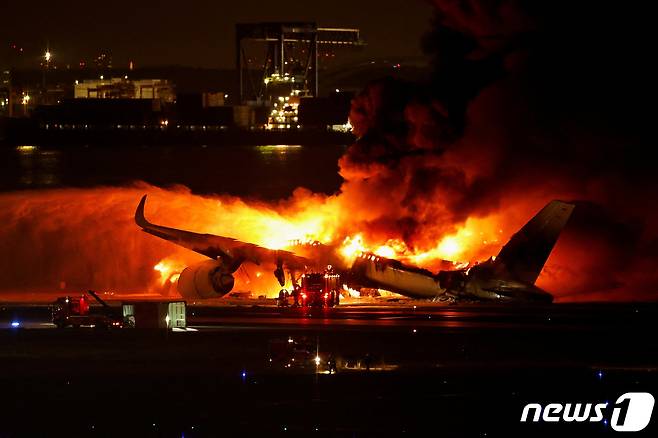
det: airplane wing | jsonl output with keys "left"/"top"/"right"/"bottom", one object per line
{"left": 134, "top": 195, "right": 310, "bottom": 271}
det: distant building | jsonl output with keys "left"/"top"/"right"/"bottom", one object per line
{"left": 1, "top": 69, "right": 9, "bottom": 88}
{"left": 236, "top": 22, "right": 364, "bottom": 129}
{"left": 0, "top": 70, "right": 10, "bottom": 116}
{"left": 202, "top": 92, "right": 226, "bottom": 107}
{"left": 74, "top": 78, "right": 174, "bottom": 102}
{"left": 298, "top": 91, "right": 353, "bottom": 130}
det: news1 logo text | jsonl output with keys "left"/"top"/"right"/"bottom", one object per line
{"left": 521, "top": 392, "right": 654, "bottom": 432}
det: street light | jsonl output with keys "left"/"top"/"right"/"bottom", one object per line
{"left": 43, "top": 49, "right": 52, "bottom": 89}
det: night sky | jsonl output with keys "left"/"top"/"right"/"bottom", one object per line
{"left": 0, "top": 0, "right": 433, "bottom": 68}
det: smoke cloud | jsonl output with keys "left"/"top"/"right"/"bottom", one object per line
{"left": 337, "top": 0, "right": 656, "bottom": 300}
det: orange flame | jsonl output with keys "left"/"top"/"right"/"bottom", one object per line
{"left": 0, "top": 183, "right": 588, "bottom": 301}
{"left": 153, "top": 258, "right": 184, "bottom": 285}
{"left": 149, "top": 198, "right": 514, "bottom": 297}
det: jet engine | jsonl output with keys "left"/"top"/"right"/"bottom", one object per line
{"left": 177, "top": 260, "right": 235, "bottom": 299}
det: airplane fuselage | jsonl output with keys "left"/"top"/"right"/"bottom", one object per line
{"left": 351, "top": 254, "right": 553, "bottom": 303}
{"left": 350, "top": 254, "right": 444, "bottom": 299}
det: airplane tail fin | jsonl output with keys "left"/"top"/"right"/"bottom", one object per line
{"left": 495, "top": 200, "right": 575, "bottom": 285}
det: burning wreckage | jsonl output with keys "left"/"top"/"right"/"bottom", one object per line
{"left": 135, "top": 195, "right": 574, "bottom": 303}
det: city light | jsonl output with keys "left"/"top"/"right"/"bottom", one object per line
{"left": 44, "top": 50, "right": 52, "bottom": 62}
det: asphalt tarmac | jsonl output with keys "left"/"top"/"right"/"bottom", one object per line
{"left": 0, "top": 302, "right": 656, "bottom": 437}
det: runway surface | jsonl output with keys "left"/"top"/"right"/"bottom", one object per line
{"left": 1, "top": 301, "right": 657, "bottom": 436}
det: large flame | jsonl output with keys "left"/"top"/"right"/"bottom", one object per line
{"left": 0, "top": 176, "right": 651, "bottom": 302}
{"left": 146, "top": 194, "right": 517, "bottom": 294}
{"left": 0, "top": 176, "right": 583, "bottom": 302}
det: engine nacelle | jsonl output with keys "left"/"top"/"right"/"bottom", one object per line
{"left": 177, "top": 260, "right": 235, "bottom": 299}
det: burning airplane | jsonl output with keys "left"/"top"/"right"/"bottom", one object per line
{"left": 135, "top": 194, "right": 573, "bottom": 303}
{"left": 352, "top": 200, "right": 574, "bottom": 303}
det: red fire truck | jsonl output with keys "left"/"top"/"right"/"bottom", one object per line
{"left": 277, "top": 268, "right": 341, "bottom": 308}
{"left": 298, "top": 269, "right": 341, "bottom": 308}
{"left": 52, "top": 290, "right": 124, "bottom": 329}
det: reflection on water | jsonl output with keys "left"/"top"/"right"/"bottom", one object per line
{"left": 255, "top": 145, "right": 303, "bottom": 155}
{"left": 1, "top": 144, "right": 347, "bottom": 199}
{"left": 255, "top": 145, "right": 304, "bottom": 163}
{"left": 15, "top": 145, "right": 62, "bottom": 187}
{"left": 16, "top": 145, "right": 37, "bottom": 153}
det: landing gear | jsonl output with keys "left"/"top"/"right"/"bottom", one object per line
{"left": 277, "top": 289, "right": 290, "bottom": 307}
{"left": 326, "top": 290, "right": 340, "bottom": 307}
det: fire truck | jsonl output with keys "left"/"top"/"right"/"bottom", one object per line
{"left": 277, "top": 267, "right": 341, "bottom": 308}
{"left": 52, "top": 290, "right": 124, "bottom": 329}
{"left": 296, "top": 267, "right": 341, "bottom": 308}
{"left": 298, "top": 272, "right": 340, "bottom": 307}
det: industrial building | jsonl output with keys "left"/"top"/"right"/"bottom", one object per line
{"left": 1, "top": 23, "right": 365, "bottom": 136}
{"left": 74, "top": 77, "right": 174, "bottom": 102}
{"left": 236, "top": 22, "right": 363, "bottom": 129}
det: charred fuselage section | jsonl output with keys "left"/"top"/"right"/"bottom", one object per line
{"left": 351, "top": 253, "right": 553, "bottom": 303}
{"left": 350, "top": 201, "right": 574, "bottom": 303}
